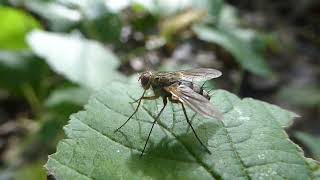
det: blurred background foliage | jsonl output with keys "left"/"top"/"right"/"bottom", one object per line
{"left": 0, "top": 0, "right": 319, "bottom": 179}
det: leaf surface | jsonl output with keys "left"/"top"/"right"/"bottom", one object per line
{"left": 46, "top": 81, "right": 315, "bottom": 180}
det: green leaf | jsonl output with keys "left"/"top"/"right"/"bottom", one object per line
{"left": 70, "top": 0, "right": 123, "bottom": 43}
{"left": 295, "top": 132, "right": 320, "bottom": 161}
{"left": 193, "top": 25, "right": 272, "bottom": 77}
{"left": 217, "top": 5, "right": 239, "bottom": 27}
{"left": 110, "top": 0, "right": 223, "bottom": 17}
{"left": 306, "top": 158, "right": 320, "bottom": 179}
{"left": 208, "top": 0, "right": 224, "bottom": 19}
{"left": 0, "top": 7, "right": 41, "bottom": 50}
{"left": 45, "top": 87, "right": 91, "bottom": 108}
{"left": 25, "top": 0, "right": 123, "bottom": 41}
{"left": 44, "top": 86, "right": 91, "bottom": 121}
{"left": 278, "top": 86, "right": 320, "bottom": 107}
{"left": 0, "top": 51, "right": 48, "bottom": 96}
{"left": 46, "top": 81, "right": 316, "bottom": 179}
{"left": 27, "top": 30, "right": 126, "bottom": 90}
{"left": 24, "top": 0, "right": 80, "bottom": 31}
{"left": 13, "top": 160, "right": 47, "bottom": 180}
{"left": 35, "top": 0, "right": 123, "bottom": 42}
{"left": 81, "top": 10, "right": 122, "bottom": 43}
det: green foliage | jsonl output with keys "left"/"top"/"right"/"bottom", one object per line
{"left": 13, "top": 161, "right": 47, "bottom": 180}
{"left": 193, "top": 4, "right": 273, "bottom": 77}
{"left": 306, "top": 158, "right": 320, "bottom": 178}
{"left": 107, "top": 0, "right": 224, "bottom": 17}
{"left": 278, "top": 86, "right": 320, "bottom": 107}
{"left": 295, "top": 132, "right": 320, "bottom": 161}
{"left": 46, "top": 81, "right": 318, "bottom": 179}
{"left": 0, "top": 51, "right": 49, "bottom": 97}
{"left": 217, "top": 5, "right": 238, "bottom": 27}
{"left": 82, "top": 12, "right": 122, "bottom": 43}
{"left": 27, "top": 30, "right": 126, "bottom": 90}
{"left": 45, "top": 87, "right": 91, "bottom": 108}
{"left": 0, "top": 7, "right": 41, "bottom": 50}
{"left": 193, "top": 25, "right": 272, "bottom": 77}
{"left": 22, "top": 0, "right": 81, "bottom": 31}
{"left": 79, "top": 1, "right": 122, "bottom": 43}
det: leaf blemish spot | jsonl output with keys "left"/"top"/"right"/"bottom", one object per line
{"left": 235, "top": 107, "right": 250, "bottom": 122}
{"left": 258, "top": 154, "right": 265, "bottom": 160}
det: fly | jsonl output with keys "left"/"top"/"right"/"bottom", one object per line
{"left": 114, "top": 68, "right": 223, "bottom": 156}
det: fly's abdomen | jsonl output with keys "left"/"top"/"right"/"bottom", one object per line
{"left": 180, "top": 81, "right": 210, "bottom": 100}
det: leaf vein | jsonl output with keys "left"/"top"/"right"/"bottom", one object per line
{"left": 50, "top": 158, "right": 93, "bottom": 180}
{"left": 73, "top": 116, "right": 142, "bottom": 153}
{"left": 223, "top": 125, "right": 251, "bottom": 179}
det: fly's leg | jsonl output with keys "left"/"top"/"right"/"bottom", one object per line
{"left": 131, "top": 95, "right": 159, "bottom": 104}
{"left": 115, "top": 90, "right": 160, "bottom": 132}
{"left": 140, "top": 97, "right": 167, "bottom": 157}
{"left": 181, "top": 103, "right": 212, "bottom": 154}
{"left": 114, "top": 90, "right": 147, "bottom": 132}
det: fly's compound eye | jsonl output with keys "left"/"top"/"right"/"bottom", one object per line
{"left": 139, "top": 73, "right": 151, "bottom": 89}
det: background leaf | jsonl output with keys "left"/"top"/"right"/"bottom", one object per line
{"left": 45, "top": 87, "right": 91, "bottom": 108}
{"left": 46, "top": 81, "right": 315, "bottom": 179}
{"left": 27, "top": 30, "right": 126, "bottom": 90}
{"left": 193, "top": 25, "right": 272, "bottom": 77}
{"left": 295, "top": 132, "right": 320, "bottom": 161}
{"left": 0, "top": 51, "right": 49, "bottom": 97}
{"left": 306, "top": 158, "right": 320, "bottom": 178}
{"left": 13, "top": 160, "right": 47, "bottom": 180}
{"left": 277, "top": 86, "right": 320, "bottom": 107}
{"left": 24, "top": 0, "right": 81, "bottom": 31}
{"left": 0, "top": 7, "right": 41, "bottom": 50}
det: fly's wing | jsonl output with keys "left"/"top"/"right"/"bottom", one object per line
{"left": 165, "top": 84, "right": 223, "bottom": 120}
{"left": 176, "top": 68, "right": 222, "bottom": 82}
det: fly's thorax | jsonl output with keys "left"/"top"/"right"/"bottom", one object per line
{"left": 151, "top": 73, "right": 178, "bottom": 89}
{"left": 149, "top": 73, "right": 178, "bottom": 98}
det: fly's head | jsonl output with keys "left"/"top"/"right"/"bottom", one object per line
{"left": 139, "top": 71, "right": 153, "bottom": 90}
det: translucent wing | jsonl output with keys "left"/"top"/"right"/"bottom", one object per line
{"left": 165, "top": 84, "right": 223, "bottom": 120}
{"left": 176, "top": 68, "right": 222, "bottom": 82}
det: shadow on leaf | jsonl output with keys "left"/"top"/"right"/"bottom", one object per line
{"left": 126, "top": 122, "right": 219, "bottom": 180}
